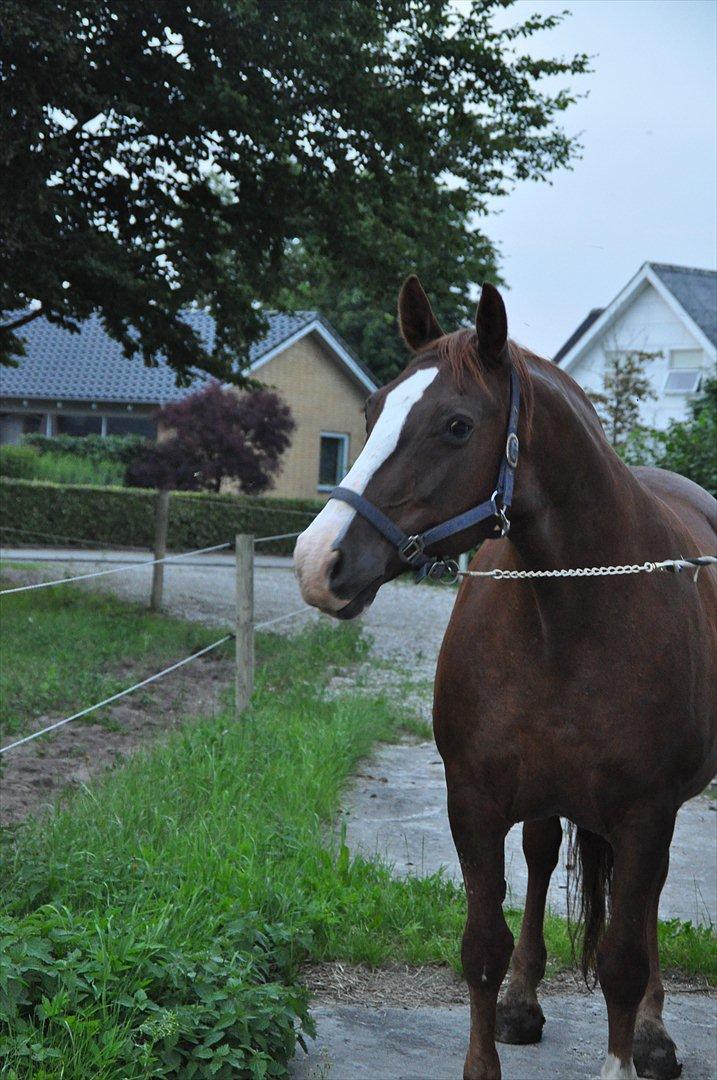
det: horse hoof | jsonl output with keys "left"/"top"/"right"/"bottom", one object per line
{"left": 495, "top": 996, "right": 545, "bottom": 1045}
{"left": 633, "top": 1022, "right": 682, "bottom": 1080}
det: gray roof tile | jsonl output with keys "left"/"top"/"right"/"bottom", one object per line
{"left": 649, "top": 263, "right": 716, "bottom": 346}
{"left": 0, "top": 309, "right": 320, "bottom": 405}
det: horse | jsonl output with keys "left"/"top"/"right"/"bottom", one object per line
{"left": 293, "top": 275, "right": 717, "bottom": 1080}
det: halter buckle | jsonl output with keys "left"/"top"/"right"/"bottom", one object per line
{"left": 398, "top": 534, "right": 425, "bottom": 565}
{"left": 491, "top": 490, "right": 511, "bottom": 538}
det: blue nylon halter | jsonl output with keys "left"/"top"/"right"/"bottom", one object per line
{"left": 331, "top": 366, "right": 521, "bottom": 583}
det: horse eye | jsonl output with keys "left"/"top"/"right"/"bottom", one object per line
{"left": 446, "top": 417, "right": 473, "bottom": 442}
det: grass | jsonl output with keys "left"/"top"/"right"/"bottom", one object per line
{"left": 0, "top": 614, "right": 714, "bottom": 1076}
{"left": 0, "top": 573, "right": 223, "bottom": 739}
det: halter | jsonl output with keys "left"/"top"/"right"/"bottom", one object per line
{"left": 331, "top": 366, "right": 521, "bottom": 583}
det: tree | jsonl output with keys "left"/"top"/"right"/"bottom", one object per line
{"left": 588, "top": 348, "right": 659, "bottom": 451}
{"left": 125, "top": 382, "right": 295, "bottom": 493}
{"left": 622, "top": 377, "right": 717, "bottom": 497}
{"left": 1, "top": 1, "right": 588, "bottom": 382}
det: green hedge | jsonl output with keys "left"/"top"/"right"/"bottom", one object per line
{"left": 0, "top": 478, "right": 320, "bottom": 555}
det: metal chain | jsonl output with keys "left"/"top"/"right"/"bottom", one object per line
{"left": 455, "top": 556, "right": 717, "bottom": 582}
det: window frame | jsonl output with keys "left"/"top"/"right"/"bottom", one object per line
{"left": 317, "top": 431, "right": 349, "bottom": 492}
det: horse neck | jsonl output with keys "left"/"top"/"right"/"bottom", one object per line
{"left": 509, "top": 363, "right": 667, "bottom": 573}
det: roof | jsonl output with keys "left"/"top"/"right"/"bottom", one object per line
{"left": 554, "top": 262, "right": 717, "bottom": 369}
{"left": 649, "top": 263, "right": 717, "bottom": 347}
{"left": 553, "top": 308, "right": 604, "bottom": 365}
{"left": 0, "top": 309, "right": 376, "bottom": 405}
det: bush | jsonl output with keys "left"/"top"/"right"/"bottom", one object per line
{"left": 0, "top": 478, "right": 320, "bottom": 554}
{"left": 0, "top": 905, "right": 312, "bottom": 1078}
{"left": 23, "top": 433, "right": 149, "bottom": 465}
{"left": 126, "top": 384, "right": 295, "bottom": 494}
{"left": 0, "top": 445, "right": 38, "bottom": 480}
{"left": 621, "top": 377, "right": 717, "bottom": 496}
{"left": 0, "top": 446, "right": 124, "bottom": 486}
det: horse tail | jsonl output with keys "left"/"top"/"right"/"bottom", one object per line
{"left": 566, "top": 824, "right": 613, "bottom": 983}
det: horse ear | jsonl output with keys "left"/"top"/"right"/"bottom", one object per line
{"left": 475, "top": 282, "right": 508, "bottom": 364}
{"left": 398, "top": 275, "right": 445, "bottom": 352}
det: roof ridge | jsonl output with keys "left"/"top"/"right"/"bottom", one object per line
{"left": 648, "top": 262, "right": 717, "bottom": 277}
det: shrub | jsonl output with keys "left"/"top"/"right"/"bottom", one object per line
{"left": 620, "top": 377, "right": 717, "bottom": 496}
{"left": 0, "top": 478, "right": 320, "bottom": 554}
{"left": 24, "top": 433, "right": 150, "bottom": 464}
{"left": 0, "top": 905, "right": 313, "bottom": 1078}
{"left": 126, "top": 384, "right": 295, "bottom": 494}
{"left": 0, "top": 446, "right": 124, "bottom": 486}
{"left": 0, "top": 445, "right": 38, "bottom": 479}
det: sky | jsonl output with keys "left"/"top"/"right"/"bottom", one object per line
{"left": 468, "top": 0, "right": 717, "bottom": 358}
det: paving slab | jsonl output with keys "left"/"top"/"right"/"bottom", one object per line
{"left": 340, "top": 741, "right": 717, "bottom": 927}
{"left": 291, "top": 994, "right": 717, "bottom": 1080}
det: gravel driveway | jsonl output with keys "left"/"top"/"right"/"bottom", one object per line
{"left": 0, "top": 548, "right": 455, "bottom": 677}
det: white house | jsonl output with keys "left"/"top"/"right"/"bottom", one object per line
{"left": 554, "top": 262, "right": 716, "bottom": 429}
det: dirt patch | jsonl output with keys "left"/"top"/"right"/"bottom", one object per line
{"left": 301, "top": 961, "right": 715, "bottom": 1008}
{"left": 0, "top": 652, "right": 233, "bottom": 827}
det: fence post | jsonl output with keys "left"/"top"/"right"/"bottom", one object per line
{"left": 458, "top": 552, "right": 469, "bottom": 574}
{"left": 235, "top": 533, "right": 254, "bottom": 718}
{"left": 150, "top": 490, "right": 170, "bottom": 612}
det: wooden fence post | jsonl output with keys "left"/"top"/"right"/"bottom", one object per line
{"left": 235, "top": 534, "right": 254, "bottom": 718}
{"left": 150, "top": 489, "right": 170, "bottom": 612}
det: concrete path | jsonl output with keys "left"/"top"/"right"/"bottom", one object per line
{"left": 292, "top": 994, "right": 717, "bottom": 1080}
{"left": 341, "top": 741, "right": 717, "bottom": 926}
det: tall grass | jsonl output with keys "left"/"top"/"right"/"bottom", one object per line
{"left": 0, "top": 445, "right": 124, "bottom": 486}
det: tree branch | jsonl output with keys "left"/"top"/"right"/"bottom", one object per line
{"left": 1, "top": 306, "right": 43, "bottom": 333}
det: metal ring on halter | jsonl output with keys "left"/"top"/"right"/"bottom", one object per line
{"left": 506, "top": 432, "right": 519, "bottom": 469}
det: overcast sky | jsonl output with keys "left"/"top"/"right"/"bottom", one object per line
{"left": 473, "top": 0, "right": 717, "bottom": 358}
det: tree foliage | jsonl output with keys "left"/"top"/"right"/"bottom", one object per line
{"left": 622, "top": 377, "right": 717, "bottom": 497}
{"left": 1, "top": 1, "right": 588, "bottom": 382}
{"left": 588, "top": 349, "right": 658, "bottom": 450}
{"left": 126, "top": 382, "right": 295, "bottom": 493}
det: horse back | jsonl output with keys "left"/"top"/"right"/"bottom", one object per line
{"left": 630, "top": 466, "right": 717, "bottom": 551}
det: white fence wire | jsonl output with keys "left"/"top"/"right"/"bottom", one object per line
{"left": 0, "top": 531, "right": 315, "bottom": 755}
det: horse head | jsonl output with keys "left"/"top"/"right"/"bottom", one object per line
{"left": 293, "top": 276, "right": 522, "bottom": 618}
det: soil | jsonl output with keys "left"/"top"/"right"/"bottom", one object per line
{"left": 301, "top": 961, "right": 716, "bottom": 1009}
{"left": 0, "top": 651, "right": 233, "bottom": 827}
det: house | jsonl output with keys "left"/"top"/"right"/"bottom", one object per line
{"left": 554, "top": 262, "right": 716, "bottom": 429}
{"left": 0, "top": 310, "right": 377, "bottom": 501}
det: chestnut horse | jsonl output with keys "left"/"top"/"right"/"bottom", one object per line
{"left": 294, "top": 277, "right": 716, "bottom": 1080}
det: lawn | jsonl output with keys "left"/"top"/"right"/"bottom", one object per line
{"left": 0, "top": 569, "right": 222, "bottom": 739}
{"left": 1, "top": 608, "right": 714, "bottom": 1078}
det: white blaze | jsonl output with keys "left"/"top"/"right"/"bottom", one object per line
{"left": 294, "top": 366, "right": 439, "bottom": 610}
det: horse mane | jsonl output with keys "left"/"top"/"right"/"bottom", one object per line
{"left": 422, "top": 329, "right": 536, "bottom": 438}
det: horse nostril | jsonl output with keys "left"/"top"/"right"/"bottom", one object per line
{"left": 329, "top": 548, "right": 344, "bottom": 586}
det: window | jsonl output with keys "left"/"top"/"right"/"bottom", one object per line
{"left": 664, "top": 349, "right": 703, "bottom": 395}
{"left": 318, "top": 433, "right": 349, "bottom": 490}
{"left": 56, "top": 414, "right": 103, "bottom": 436}
{"left": 106, "top": 415, "right": 157, "bottom": 438}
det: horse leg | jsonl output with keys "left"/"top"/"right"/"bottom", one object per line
{"left": 633, "top": 854, "right": 682, "bottom": 1079}
{"left": 447, "top": 784, "right": 513, "bottom": 1080}
{"left": 496, "top": 816, "right": 562, "bottom": 1044}
{"left": 598, "top": 810, "right": 675, "bottom": 1080}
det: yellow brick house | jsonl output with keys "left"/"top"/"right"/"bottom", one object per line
{"left": 0, "top": 309, "right": 378, "bottom": 501}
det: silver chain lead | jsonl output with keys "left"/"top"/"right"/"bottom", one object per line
{"left": 454, "top": 556, "right": 717, "bottom": 583}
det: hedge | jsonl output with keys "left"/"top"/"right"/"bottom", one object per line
{"left": 0, "top": 478, "right": 321, "bottom": 555}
